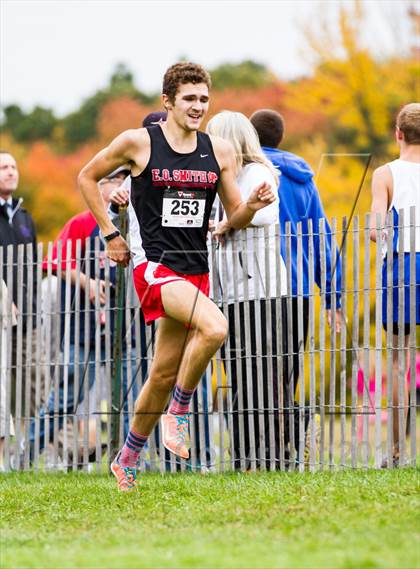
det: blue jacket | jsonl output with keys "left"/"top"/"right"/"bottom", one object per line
{"left": 263, "top": 147, "right": 341, "bottom": 308}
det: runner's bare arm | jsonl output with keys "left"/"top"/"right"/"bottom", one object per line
{"left": 78, "top": 129, "right": 148, "bottom": 265}
{"left": 370, "top": 165, "right": 392, "bottom": 242}
{"left": 210, "top": 137, "right": 275, "bottom": 230}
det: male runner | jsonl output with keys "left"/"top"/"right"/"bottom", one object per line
{"left": 370, "top": 102, "right": 420, "bottom": 467}
{"left": 78, "top": 62, "right": 275, "bottom": 491}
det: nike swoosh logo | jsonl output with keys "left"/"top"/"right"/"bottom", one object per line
{"left": 200, "top": 154, "right": 208, "bottom": 158}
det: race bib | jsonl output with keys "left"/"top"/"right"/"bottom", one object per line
{"left": 162, "top": 188, "right": 206, "bottom": 228}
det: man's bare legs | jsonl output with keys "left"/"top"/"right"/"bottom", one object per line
{"left": 391, "top": 334, "right": 410, "bottom": 459}
{"left": 161, "top": 280, "right": 228, "bottom": 390}
{"left": 130, "top": 280, "right": 227, "bottom": 437}
{"left": 112, "top": 281, "right": 227, "bottom": 487}
{"left": 130, "top": 318, "right": 189, "bottom": 435}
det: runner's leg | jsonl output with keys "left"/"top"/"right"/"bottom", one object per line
{"left": 391, "top": 333, "right": 410, "bottom": 457}
{"left": 159, "top": 280, "right": 227, "bottom": 458}
{"left": 115, "top": 279, "right": 227, "bottom": 473}
{"left": 113, "top": 318, "right": 188, "bottom": 478}
{"left": 161, "top": 280, "right": 227, "bottom": 391}
{"left": 130, "top": 317, "right": 192, "bottom": 435}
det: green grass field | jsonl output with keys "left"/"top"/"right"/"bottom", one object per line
{"left": 1, "top": 469, "right": 419, "bottom": 569}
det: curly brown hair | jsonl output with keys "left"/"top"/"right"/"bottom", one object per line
{"left": 162, "top": 62, "right": 211, "bottom": 104}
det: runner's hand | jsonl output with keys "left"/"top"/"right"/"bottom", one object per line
{"left": 246, "top": 182, "right": 275, "bottom": 211}
{"left": 110, "top": 187, "right": 130, "bottom": 207}
{"left": 87, "top": 278, "right": 106, "bottom": 305}
{"left": 213, "top": 220, "right": 231, "bottom": 245}
{"left": 11, "top": 302, "right": 19, "bottom": 323}
{"left": 106, "top": 235, "right": 131, "bottom": 267}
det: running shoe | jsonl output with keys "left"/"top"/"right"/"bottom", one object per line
{"left": 381, "top": 454, "right": 401, "bottom": 469}
{"left": 111, "top": 452, "right": 138, "bottom": 492}
{"left": 161, "top": 413, "right": 190, "bottom": 459}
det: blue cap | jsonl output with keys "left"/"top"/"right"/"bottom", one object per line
{"left": 142, "top": 111, "right": 167, "bottom": 127}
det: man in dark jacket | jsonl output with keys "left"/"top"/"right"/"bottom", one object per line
{"left": 0, "top": 150, "right": 43, "bottom": 447}
{"left": 250, "top": 111, "right": 343, "bottom": 465}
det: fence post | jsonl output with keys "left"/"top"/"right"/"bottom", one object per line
{"left": 385, "top": 212, "right": 394, "bottom": 467}
{"left": 351, "top": 216, "right": 359, "bottom": 468}
{"left": 296, "top": 221, "right": 305, "bottom": 471}
{"left": 408, "top": 206, "right": 416, "bottom": 466}
{"left": 2, "top": 247, "right": 14, "bottom": 471}
{"left": 61, "top": 240, "right": 73, "bottom": 469}
{"left": 374, "top": 214, "right": 383, "bottom": 468}
{"left": 110, "top": 207, "right": 127, "bottom": 462}
{"left": 397, "top": 210, "right": 406, "bottom": 466}
{"left": 42, "top": 242, "right": 54, "bottom": 469}
{"left": 23, "top": 243, "right": 33, "bottom": 470}
{"left": 220, "top": 235, "right": 235, "bottom": 471}
{"left": 319, "top": 218, "right": 327, "bottom": 470}
{"left": 251, "top": 227, "right": 266, "bottom": 471}
{"left": 274, "top": 223, "right": 285, "bottom": 471}
{"left": 285, "top": 221, "right": 295, "bottom": 470}
{"left": 307, "top": 219, "right": 316, "bottom": 472}
{"left": 339, "top": 217, "right": 348, "bottom": 468}
{"left": 238, "top": 229, "right": 255, "bottom": 471}
{"left": 328, "top": 218, "right": 337, "bottom": 470}
{"left": 263, "top": 225, "right": 276, "bottom": 471}
{"left": 362, "top": 214, "right": 371, "bottom": 467}
{"left": 211, "top": 235, "right": 225, "bottom": 471}
{"left": 72, "top": 239, "right": 82, "bottom": 470}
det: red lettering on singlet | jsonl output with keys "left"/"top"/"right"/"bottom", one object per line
{"left": 152, "top": 168, "right": 218, "bottom": 186}
{"left": 179, "top": 170, "right": 192, "bottom": 182}
{"left": 152, "top": 169, "right": 161, "bottom": 181}
{"left": 208, "top": 172, "right": 218, "bottom": 184}
{"left": 162, "top": 169, "right": 172, "bottom": 181}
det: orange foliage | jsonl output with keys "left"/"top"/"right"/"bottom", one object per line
{"left": 97, "top": 97, "right": 149, "bottom": 143}
{"left": 17, "top": 141, "right": 104, "bottom": 243}
{"left": 206, "top": 83, "right": 326, "bottom": 143}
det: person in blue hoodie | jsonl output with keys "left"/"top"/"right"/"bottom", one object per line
{"left": 250, "top": 109, "right": 343, "bottom": 462}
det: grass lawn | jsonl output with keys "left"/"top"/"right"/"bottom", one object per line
{"left": 1, "top": 469, "right": 419, "bottom": 569}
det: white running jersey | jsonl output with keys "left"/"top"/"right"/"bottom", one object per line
{"left": 387, "top": 158, "right": 420, "bottom": 253}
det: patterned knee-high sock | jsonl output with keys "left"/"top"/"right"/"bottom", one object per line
{"left": 168, "top": 384, "right": 195, "bottom": 416}
{"left": 119, "top": 430, "right": 148, "bottom": 468}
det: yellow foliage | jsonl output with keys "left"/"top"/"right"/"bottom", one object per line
{"left": 289, "top": 1, "right": 418, "bottom": 157}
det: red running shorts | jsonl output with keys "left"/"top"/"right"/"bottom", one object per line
{"left": 133, "top": 261, "right": 210, "bottom": 325}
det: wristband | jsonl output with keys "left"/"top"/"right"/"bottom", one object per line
{"left": 103, "top": 230, "right": 121, "bottom": 242}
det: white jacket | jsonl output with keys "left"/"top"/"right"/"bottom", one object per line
{"left": 215, "top": 163, "right": 287, "bottom": 304}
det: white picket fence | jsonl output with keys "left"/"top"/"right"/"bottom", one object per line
{"left": 0, "top": 212, "right": 418, "bottom": 472}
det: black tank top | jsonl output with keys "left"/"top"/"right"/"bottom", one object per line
{"left": 129, "top": 125, "right": 220, "bottom": 274}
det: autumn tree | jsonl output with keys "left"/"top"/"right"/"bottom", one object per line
{"left": 96, "top": 97, "right": 149, "bottom": 143}
{"left": 289, "top": 1, "right": 418, "bottom": 158}
{"left": 207, "top": 82, "right": 326, "bottom": 150}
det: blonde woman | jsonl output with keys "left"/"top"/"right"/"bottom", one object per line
{"left": 207, "top": 111, "right": 287, "bottom": 470}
